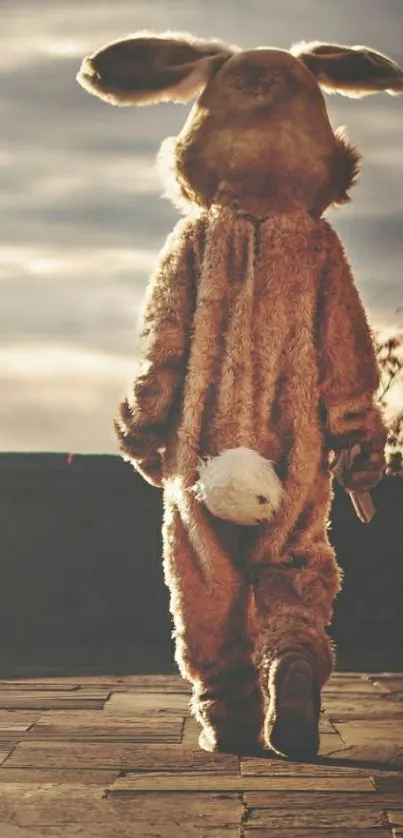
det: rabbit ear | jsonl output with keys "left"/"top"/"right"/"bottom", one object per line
{"left": 291, "top": 41, "right": 403, "bottom": 98}
{"left": 77, "top": 31, "right": 233, "bottom": 106}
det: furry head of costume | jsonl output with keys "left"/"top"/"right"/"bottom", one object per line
{"left": 77, "top": 34, "right": 401, "bottom": 758}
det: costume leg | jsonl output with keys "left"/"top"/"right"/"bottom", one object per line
{"left": 162, "top": 501, "right": 263, "bottom": 752}
{"left": 251, "top": 477, "right": 342, "bottom": 758}
{"left": 252, "top": 545, "right": 339, "bottom": 686}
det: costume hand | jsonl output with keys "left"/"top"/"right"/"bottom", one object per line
{"left": 330, "top": 443, "right": 385, "bottom": 492}
{"left": 135, "top": 455, "right": 164, "bottom": 487}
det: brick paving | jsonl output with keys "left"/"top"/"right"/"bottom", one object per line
{"left": 0, "top": 672, "right": 402, "bottom": 836}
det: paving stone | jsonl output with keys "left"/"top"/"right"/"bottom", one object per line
{"left": 0, "top": 675, "right": 190, "bottom": 692}
{"left": 369, "top": 678, "right": 403, "bottom": 694}
{"left": 4, "top": 741, "right": 239, "bottom": 772}
{"left": 240, "top": 756, "right": 380, "bottom": 778}
{"left": 319, "top": 732, "right": 348, "bottom": 756}
{"left": 0, "top": 691, "right": 109, "bottom": 710}
{"left": 27, "top": 710, "right": 183, "bottom": 742}
{"left": 243, "top": 791, "right": 394, "bottom": 829}
{"left": 0, "top": 767, "right": 119, "bottom": 784}
{"left": 243, "top": 791, "right": 403, "bottom": 809}
{"left": 104, "top": 691, "right": 190, "bottom": 714}
{"left": 181, "top": 716, "right": 200, "bottom": 746}
{"left": 244, "top": 831, "right": 393, "bottom": 837}
{"left": 323, "top": 678, "right": 388, "bottom": 694}
{"left": 244, "top": 807, "right": 389, "bottom": 830}
{"left": 244, "top": 830, "right": 393, "bottom": 837}
{"left": 374, "top": 775, "right": 403, "bottom": 793}
{"left": 0, "top": 683, "right": 80, "bottom": 691}
{"left": 333, "top": 721, "right": 403, "bottom": 746}
{"left": 323, "top": 698, "right": 403, "bottom": 721}
{"left": 109, "top": 771, "right": 374, "bottom": 793}
{"left": 0, "top": 711, "right": 39, "bottom": 733}
{"left": 388, "top": 810, "right": 403, "bottom": 826}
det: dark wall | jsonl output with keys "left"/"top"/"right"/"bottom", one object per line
{"left": 330, "top": 477, "right": 403, "bottom": 650}
{"left": 0, "top": 453, "right": 402, "bottom": 671}
{"left": 0, "top": 454, "right": 169, "bottom": 649}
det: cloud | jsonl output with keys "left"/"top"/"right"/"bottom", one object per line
{"left": 0, "top": 343, "right": 135, "bottom": 453}
{"left": 1, "top": 0, "right": 403, "bottom": 452}
{"left": 0, "top": 245, "right": 156, "bottom": 355}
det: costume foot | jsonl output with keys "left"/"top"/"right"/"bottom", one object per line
{"left": 195, "top": 687, "right": 264, "bottom": 755}
{"left": 264, "top": 651, "right": 320, "bottom": 760}
{"left": 198, "top": 727, "right": 264, "bottom": 755}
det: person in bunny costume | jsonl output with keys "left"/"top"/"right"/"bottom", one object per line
{"left": 77, "top": 34, "right": 402, "bottom": 759}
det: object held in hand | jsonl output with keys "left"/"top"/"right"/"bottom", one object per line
{"left": 329, "top": 445, "right": 376, "bottom": 524}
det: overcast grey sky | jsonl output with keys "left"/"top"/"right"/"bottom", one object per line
{"left": 1, "top": 0, "right": 402, "bottom": 453}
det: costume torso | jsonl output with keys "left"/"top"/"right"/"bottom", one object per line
{"left": 166, "top": 207, "right": 327, "bottom": 494}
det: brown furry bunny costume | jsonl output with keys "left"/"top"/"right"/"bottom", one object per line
{"left": 77, "top": 34, "right": 402, "bottom": 759}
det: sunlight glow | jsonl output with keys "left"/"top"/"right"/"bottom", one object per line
{"left": 43, "top": 40, "right": 90, "bottom": 58}
{"left": 0, "top": 344, "right": 134, "bottom": 378}
{"left": 0, "top": 246, "right": 158, "bottom": 278}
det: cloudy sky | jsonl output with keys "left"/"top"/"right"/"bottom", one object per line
{"left": 1, "top": 0, "right": 402, "bottom": 453}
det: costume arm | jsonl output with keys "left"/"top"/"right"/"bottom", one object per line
{"left": 316, "top": 226, "right": 387, "bottom": 491}
{"left": 115, "top": 217, "right": 197, "bottom": 486}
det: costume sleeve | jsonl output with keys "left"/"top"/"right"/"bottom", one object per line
{"left": 316, "top": 225, "right": 387, "bottom": 489}
{"left": 115, "top": 217, "right": 197, "bottom": 486}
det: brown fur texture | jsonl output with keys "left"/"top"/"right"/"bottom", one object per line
{"left": 291, "top": 41, "right": 403, "bottom": 97}
{"left": 77, "top": 32, "right": 398, "bottom": 752}
{"left": 77, "top": 31, "right": 233, "bottom": 106}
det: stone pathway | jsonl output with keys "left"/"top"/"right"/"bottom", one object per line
{"left": 0, "top": 672, "right": 402, "bottom": 836}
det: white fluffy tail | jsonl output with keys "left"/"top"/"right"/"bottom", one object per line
{"left": 193, "top": 447, "right": 283, "bottom": 526}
